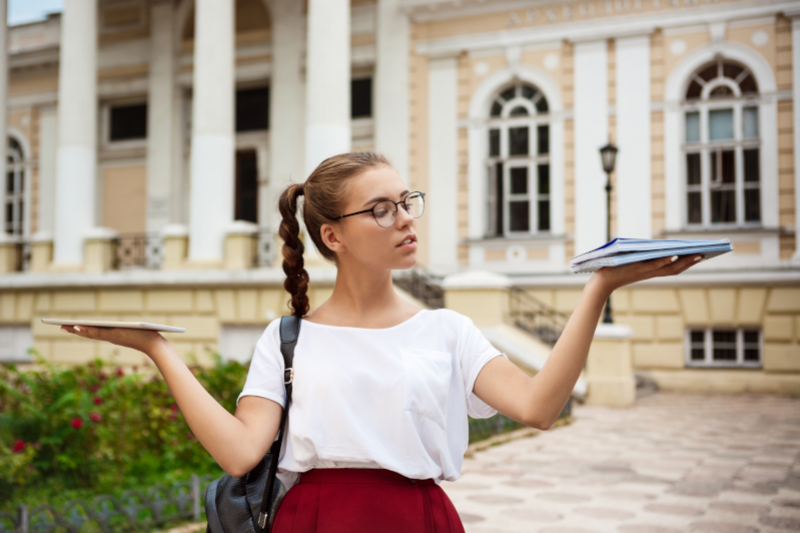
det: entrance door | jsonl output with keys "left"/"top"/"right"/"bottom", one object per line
{"left": 235, "top": 150, "right": 258, "bottom": 223}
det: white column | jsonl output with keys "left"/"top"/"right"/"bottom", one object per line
{"left": 573, "top": 40, "right": 608, "bottom": 256}
{"left": 37, "top": 107, "right": 57, "bottom": 235}
{"left": 792, "top": 16, "right": 800, "bottom": 262}
{"left": 374, "top": 0, "right": 409, "bottom": 186}
{"left": 305, "top": 0, "right": 351, "bottom": 176}
{"left": 188, "top": 0, "right": 234, "bottom": 262}
{"left": 427, "top": 57, "right": 459, "bottom": 271}
{"left": 53, "top": 0, "right": 97, "bottom": 265}
{"left": 267, "top": 0, "right": 305, "bottom": 228}
{"left": 615, "top": 35, "right": 651, "bottom": 239}
{"left": 146, "top": 0, "right": 176, "bottom": 233}
{"left": 0, "top": 0, "right": 7, "bottom": 205}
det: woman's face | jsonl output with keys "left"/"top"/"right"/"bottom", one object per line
{"left": 320, "top": 165, "right": 419, "bottom": 272}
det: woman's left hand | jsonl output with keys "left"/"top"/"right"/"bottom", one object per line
{"left": 591, "top": 253, "right": 703, "bottom": 296}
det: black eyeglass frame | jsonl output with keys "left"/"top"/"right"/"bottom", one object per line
{"left": 332, "top": 191, "right": 426, "bottom": 225}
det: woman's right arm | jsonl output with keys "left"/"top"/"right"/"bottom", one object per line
{"left": 62, "top": 326, "right": 282, "bottom": 478}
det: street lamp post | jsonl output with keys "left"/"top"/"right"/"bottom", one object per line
{"left": 599, "top": 143, "right": 618, "bottom": 324}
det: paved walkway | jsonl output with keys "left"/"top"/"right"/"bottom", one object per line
{"left": 441, "top": 393, "right": 800, "bottom": 533}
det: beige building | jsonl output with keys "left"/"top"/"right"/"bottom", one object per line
{"left": 0, "top": 0, "right": 799, "bottom": 399}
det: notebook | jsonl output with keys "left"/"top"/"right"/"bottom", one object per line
{"left": 570, "top": 238, "right": 733, "bottom": 274}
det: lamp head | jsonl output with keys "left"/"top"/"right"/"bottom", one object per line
{"left": 599, "top": 143, "right": 618, "bottom": 174}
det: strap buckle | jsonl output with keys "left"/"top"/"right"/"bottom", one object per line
{"left": 258, "top": 512, "right": 267, "bottom": 528}
{"left": 284, "top": 368, "right": 294, "bottom": 385}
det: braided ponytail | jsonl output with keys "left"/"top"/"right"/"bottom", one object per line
{"left": 278, "top": 183, "right": 310, "bottom": 317}
{"left": 276, "top": 151, "right": 393, "bottom": 317}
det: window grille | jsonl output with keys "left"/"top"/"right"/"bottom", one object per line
{"left": 485, "top": 82, "right": 550, "bottom": 238}
{"left": 682, "top": 58, "right": 761, "bottom": 228}
{"left": 686, "top": 327, "right": 762, "bottom": 368}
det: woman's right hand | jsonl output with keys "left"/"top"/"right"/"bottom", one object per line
{"left": 61, "top": 325, "right": 166, "bottom": 357}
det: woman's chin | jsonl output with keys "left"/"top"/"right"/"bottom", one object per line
{"left": 394, "top": 256, "right": 418, "bottom": 270}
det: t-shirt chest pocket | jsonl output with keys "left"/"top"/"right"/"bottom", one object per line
{"left": 398, "top": 347, "right": 453, "bottom": 430}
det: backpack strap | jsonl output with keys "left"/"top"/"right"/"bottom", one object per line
{"left": 258, "top": 315, "right": 301, "bottom": 531}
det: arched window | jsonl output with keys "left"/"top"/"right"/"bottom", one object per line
{"left": 5, "top": 138, "right": 26, "bottom": 236}
{"left": 682, "top": 58, "right": 760, "bottom": 227}
{"left": 486, "top": 82, "right": 550, "bottom": 237}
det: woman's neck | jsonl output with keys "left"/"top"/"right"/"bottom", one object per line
{"left": 305, "top": 265, "right": 420, "bottom": 327}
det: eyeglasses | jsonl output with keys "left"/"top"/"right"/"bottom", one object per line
{"left": 333, "top": 191, "right": 426, "bottom": 228}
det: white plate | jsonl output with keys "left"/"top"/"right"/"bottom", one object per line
{"left": 41, "top": 318, "right": 185, "bottom": 333}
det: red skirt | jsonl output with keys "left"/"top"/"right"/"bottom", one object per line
{"left": 271, "top": 469, "right": 465, "bottom": 533}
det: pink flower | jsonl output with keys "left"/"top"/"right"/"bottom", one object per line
{"left": 71, "top": 418, "right": 83, "bottom": 429}
{"left": 170, "top": 404, "right": 178, "bottom": 412}
{"left": 11, "top": 440, "right": 25, "bottom": 453}
{"left": 115, "top": 368, "right": 124, "bottom": 377}
{"left": 99, "top": 372, "right": 108, "bottom": 381}
{"left": 93, "top": 397, "right": 103, "bottom": 405}
{"left": 89, "top": 412, "right": 102, "bottom": 423}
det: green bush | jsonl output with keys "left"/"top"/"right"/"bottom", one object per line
{"left": 0, "top": 350, "right": 247, "bottom": 510}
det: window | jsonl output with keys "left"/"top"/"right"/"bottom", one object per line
{"left": 109, "top": 103, "right": 147, "bottom": 141}
{"left": 236, "top": 87, "right": 269, "bottom": 132}
{"left": 682, "top": 59, "right": 760, "bottom": 228}
{"left": 686, "top": 327, "right": 761, "bottom": 368}
{"left": 351, "top": 78, "right": 372, "bottom": 118}
{"left": 0, "top": 325, "right": 32, "bottom": 363}
{"left": 486, "top": 82, "right": 550, "bottom": 237}
{"left": 235, "top": 150, "right": 258, "bottom": 223}
{"left": 5, "top": 138, "right": 25, "bottom": 236}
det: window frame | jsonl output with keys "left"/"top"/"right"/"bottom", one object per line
{"left": 684, "top": 327, "right": 762, "bottom": 369}
{"left": 680, "top": 60, "right": 762, "bottom": 230}
{"left": 485, "top": 83, "right": 551, "bottom": 239}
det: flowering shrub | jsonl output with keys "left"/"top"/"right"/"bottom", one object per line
{"left": 0, "top": 350, "right": 248, "bottom": 505}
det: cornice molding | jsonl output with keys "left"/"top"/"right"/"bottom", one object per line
{"left": 414, "top": 0, "right": 798, "bottom": 57}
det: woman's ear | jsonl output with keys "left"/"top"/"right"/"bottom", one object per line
{"left": 319, "top": 223, "right": 345, "bottom": 254}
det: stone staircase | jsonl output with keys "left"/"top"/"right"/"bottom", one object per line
{"left": 393, "top": 265, "right": 567, "bottom": 348}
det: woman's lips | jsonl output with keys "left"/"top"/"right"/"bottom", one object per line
{"left": 397, "top": 240, "right": 417, "bottom": 250}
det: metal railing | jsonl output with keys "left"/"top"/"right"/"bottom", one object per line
{"left": 15, "top": 241, "right": 30, "bottom": 272}
{"left": 0, "top": 475, "right": 213, "bottom": 533}
{"left": 113, "top": 234, "right": 163, "bottom": 270}
{"left": 507, "top": 286, "right": 569, "bottom": 347}
{"left": 254, "top": 227, "right": 276, "bottom": 268}
{"left": 392, "top": 265, "right": 445, "bottom": 309}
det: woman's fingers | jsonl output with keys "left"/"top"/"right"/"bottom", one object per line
{"left": 59, "top": 324, "right": 163, "bottom": 353}
{"left": 652, "top": 254, "right": 703, "bottom": 277}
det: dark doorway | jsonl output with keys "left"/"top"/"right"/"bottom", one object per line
{"left": 235, "top": 150, "right": 258, "bottom": 223}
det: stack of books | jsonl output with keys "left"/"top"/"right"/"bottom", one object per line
{"left": 570, "top": 238, "right": 733, "bottom": 274}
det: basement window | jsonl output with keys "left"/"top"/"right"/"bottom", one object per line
{"left": 686, "top": 327, "right": 761, "bottom": 368}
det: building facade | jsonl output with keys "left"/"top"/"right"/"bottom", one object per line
{"left": 0, "top": 0, "right": 799, "bottom": 395}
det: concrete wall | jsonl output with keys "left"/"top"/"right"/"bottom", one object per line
{"left": 525, "top": 285, "right": 800, "bottom": 394}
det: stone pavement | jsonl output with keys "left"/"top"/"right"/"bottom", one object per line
{"left": 441, "top": 392, "right": 800, "bottom": 533}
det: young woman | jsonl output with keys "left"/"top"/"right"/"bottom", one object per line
{"left": 62, "top": 152, "right": 702, "bottom": 533}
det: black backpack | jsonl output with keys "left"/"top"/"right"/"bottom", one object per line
{"left": 205, "top": 315, "right": 300, "bottom": 533}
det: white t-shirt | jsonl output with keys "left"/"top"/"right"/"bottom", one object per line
{"left": 236, "top": 308, "right": 507, "bottom": 490}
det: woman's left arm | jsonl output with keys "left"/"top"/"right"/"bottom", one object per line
{"left": 472, "top": 254, "right": 702, "bottom": 430}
